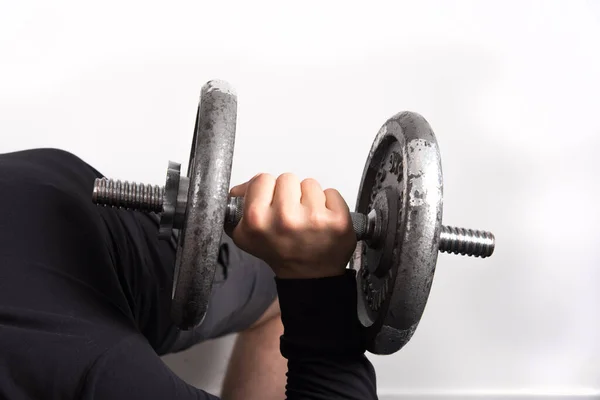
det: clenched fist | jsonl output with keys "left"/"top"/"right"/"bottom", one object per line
{"left": 229, "top": 173, "right": 356, "bottom": 279}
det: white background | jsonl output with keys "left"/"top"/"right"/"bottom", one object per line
{"left": 1, "top": 1, "right": 599, "bottom": 398}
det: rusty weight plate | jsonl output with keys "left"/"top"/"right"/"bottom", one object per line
{"left": 170, "top": 80, "right": 238, "bottom": 329}
{"left": 351, "top": 111, "right": 443, "bottom": 355}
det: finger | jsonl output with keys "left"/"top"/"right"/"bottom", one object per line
{"left": 323, "top": 188, "right": 350, "bottom": 213}
{"left": 232, "top": 173, "right": 275, "bottom": 245}
{"left": 300, "top": 178, "right": 326, "bottom": 209}
{"left": 230, "top": 173, "right": 262, "bottom": 197}
{"left": 229, "top": 182, "right": 249, "bottom": 197}
{"left": 244, "top": 173, "right": 276, "bottom": 209}
{"left": 272, "top": 173, "right": 302, "bottom": 210}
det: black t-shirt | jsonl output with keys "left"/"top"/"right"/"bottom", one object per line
{"left": 0, "top": 149, "right": 377, "bottom": 399}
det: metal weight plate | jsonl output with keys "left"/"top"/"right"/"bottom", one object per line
{"left": 350, "top": 111, "right": 443, "bottom": 355}
{"left": 170, "top": 80, "right": 238, "bottom": 329}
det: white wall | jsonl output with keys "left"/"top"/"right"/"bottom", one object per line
{"left": 1, "top": 1, "right": 599, "bottom": 398}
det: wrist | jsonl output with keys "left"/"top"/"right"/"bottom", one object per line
{"left": 275, "top": 269, "right": 366, "bottom": 359}
{"left": 271, "top": 263, "right": 347, "bottom": 280}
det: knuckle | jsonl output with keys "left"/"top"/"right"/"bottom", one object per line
{"left": 307, "top": 210, "right": 328, "bottom": 229}
{"left": 301, "top": 177, "right": 320, "bottom": 187}
{"left": 277, "top": 172, "right": 298, "bottom": 184}
{"left": 324, "top": 188, "right": 341, "bottom": 198}
{"left": 276, "top": 210, "right": 303, "bottom": 232}
{"left": 243, "top": 204, "right": 268, "bottom": 232}
{"left": 252, "top": 173, "right": 275, "bottom": 186}
{"left": 330, "top": 214, "right": 351, "bottom": 234}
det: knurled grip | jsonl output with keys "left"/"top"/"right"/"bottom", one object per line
{"left": 225, "top": 196, "right": 245, "bottom": 228}
{"left": 351, "top": 212, "right": 368, "bottom": 241}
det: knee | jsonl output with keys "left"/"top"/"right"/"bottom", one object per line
{"left": 7, "top": 148, "right": 84, "bottom": 166}
{"left": 248, "top": 298, "right": 281, "bottom": 331}
{"left": 0, "top": 148, "right": 101, "bottom": 218}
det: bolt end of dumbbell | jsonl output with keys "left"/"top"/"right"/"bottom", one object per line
{"left": 92, "top": 177, "right": 164, "bottom": 213}
{"left": 91, "top": 179, "right": 101, "bottom": 204}
{"left": 439, "top": 225, "right": 495, "bottom": 258}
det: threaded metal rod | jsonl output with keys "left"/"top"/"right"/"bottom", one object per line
{"left": 439, "top": 225, "right": 495, "bottom": 258}
{"left": 224, "top": 200, "right": 495, "bottom": 258}
{"left": 92, "top": 178, "right": 495, "bottom": 258}
{"left": 92, "top": 178, "right": 164, "bottom": 213}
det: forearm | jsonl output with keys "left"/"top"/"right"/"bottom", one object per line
{"left": 276, "top": 270, "right": 378, "bottom": 400}
{"left": 221, "top": 302, "right": 287, "bottom": 400}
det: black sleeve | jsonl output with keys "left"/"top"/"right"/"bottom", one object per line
{"left": 82, "top": 334, "right": 220, "bottom": 400}
{"left": 276, "top": 270, "right": 378, "bottom": 400}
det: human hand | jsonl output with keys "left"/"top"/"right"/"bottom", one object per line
{"left": 229, "top": 173, "right": 356, "bottom": 279}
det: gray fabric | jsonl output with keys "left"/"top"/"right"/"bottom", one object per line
{"left": 165, "top": 234, "right": 278, "bottom": 354}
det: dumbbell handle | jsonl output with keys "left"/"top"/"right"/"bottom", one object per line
{"left": 225, "top": 196, "right": 373, "bottom": 241}
{"left": 92, "top": 178, "right": 495, "bottom": 258}
{"left": 225, "top": 196, "right": 495, "bottom": 258}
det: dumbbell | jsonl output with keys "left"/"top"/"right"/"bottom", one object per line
{"left": 92, "top": 80, "right": 495, "bottom": 355}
